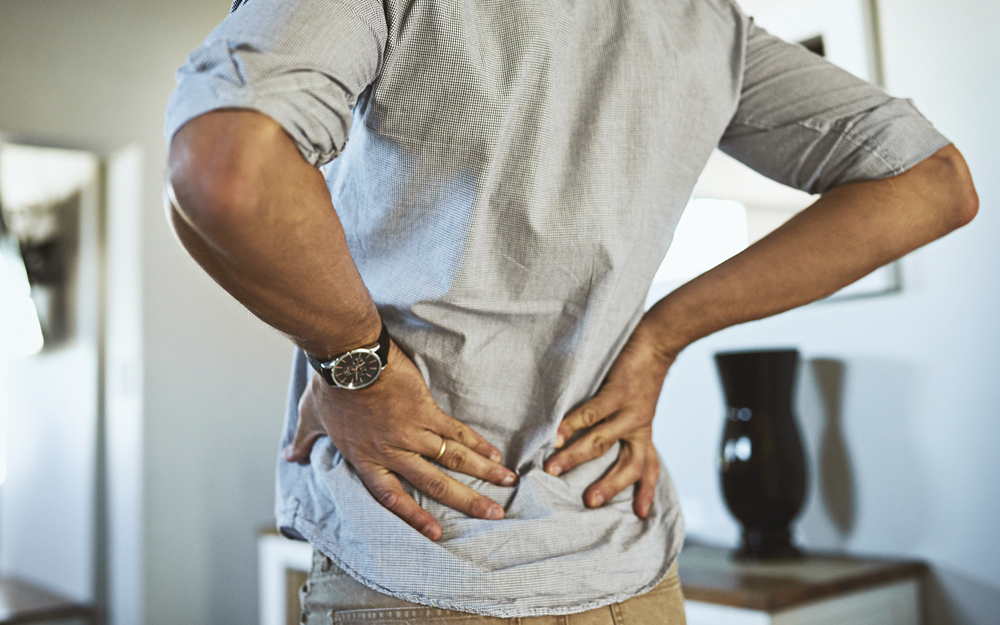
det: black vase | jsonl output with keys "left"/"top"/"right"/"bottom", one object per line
{"left": 715, "top": 349, "right": 807, "bottom": 560}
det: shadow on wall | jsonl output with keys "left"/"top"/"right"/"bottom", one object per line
{"left": 811, "top": 358, "right": 856, "bottom": 537}
{"left": 796, "top": 356, "right": 858, "bottom": 550}
{"left": 797, "top": 356, "right": 929, "bottom": 553}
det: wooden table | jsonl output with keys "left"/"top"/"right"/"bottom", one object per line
{"left": 0, "top": 578, "right": 96, "bottom": 624}
{"left": 678, "top": 541, "right": 926, "bottom": 624}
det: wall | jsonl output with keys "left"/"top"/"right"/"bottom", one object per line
{"left": 0, "top": 0, "right": 997, "bottom": 624}
{"left": 654, "top": 2, "right": 1000, "bottom": 624}
{"left": 0, "top": 2, "right": 292, "bottom": 624}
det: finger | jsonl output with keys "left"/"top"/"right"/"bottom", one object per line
{"left": 582, "top": 442, "right": 645, "bottom": 508}
{"left": 422, "top": 434, "right": 518, "bottom": 487}
{"left": 394, "top": 454, "right": 506, "bottom": 521}
{"left": 633, "top": 453, "right": 660, "bottom": 519}
{"left": 354, "top": 461, "right": 443, "bottom": 541}
{"left": 433, "top": 413, "right": 503, "bottom": 463}
{"left": 556, "top": 394, "right": 617, "bottom": 448}
{"left": 545, "top": 418, "right": 631, "bottom": 476}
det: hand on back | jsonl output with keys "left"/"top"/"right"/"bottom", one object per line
{"left": 544, "top": 321, "right": 675, "bottom": 519}
{"left": 283, "top": 341, "right": 517, "bottom": 540}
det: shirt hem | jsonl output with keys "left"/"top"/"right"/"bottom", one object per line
{"left": 290, "top": 513, "right": 685, "bottom": 618}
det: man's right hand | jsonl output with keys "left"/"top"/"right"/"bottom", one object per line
{"left": 283, "top": 340, "right": 517, "bottom": 541}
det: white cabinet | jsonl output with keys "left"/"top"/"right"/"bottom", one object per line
{"left": 258, "top": 532, "right": 311, "bottom": 625}
{"left": 686, "top": 579, "right": 919, "bottom": 625}
{"left": 679, "top": 542, "right": 925, "bottom": 625}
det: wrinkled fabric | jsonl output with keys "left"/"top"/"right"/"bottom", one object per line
{"left": 301, "top": 549, "right": 687, "bottom": 625}
{"left": 165, "top": 0, "right": 949, "bottom": 616}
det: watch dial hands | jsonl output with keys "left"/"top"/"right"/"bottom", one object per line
{"left": 333, "top": 351, "right": 382, "bottom": 389}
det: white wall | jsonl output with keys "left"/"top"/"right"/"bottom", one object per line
{"left": 0, "top": 2, "right": 292, "bottom": 624}
{"left": 654, "top": 2, "right": 1000, "bottom": 624}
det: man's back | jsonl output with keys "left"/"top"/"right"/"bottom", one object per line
{"left": 165, "top": 0, "right": 959, "bottom": 617}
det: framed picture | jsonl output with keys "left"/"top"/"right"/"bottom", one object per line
{"left": 653, "top": 0, "right": 897, "bottom": 302}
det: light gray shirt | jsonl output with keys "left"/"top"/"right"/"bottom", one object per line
{"left": 165, "top": 0, "right": 948, "bottom": 616}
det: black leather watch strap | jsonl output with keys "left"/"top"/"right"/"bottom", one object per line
{"left": 305, "top": 321, "right": 391, "bottom": 387}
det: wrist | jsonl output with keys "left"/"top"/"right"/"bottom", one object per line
{"left": 635, "top": 302, "right": 693, "bottom": 366}
{"left": 298, "top": 306, "right": 382, "bottom": 362}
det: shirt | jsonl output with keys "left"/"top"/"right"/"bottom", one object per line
{"left": 164, "top": 0, "right": 949, "bottom": 616}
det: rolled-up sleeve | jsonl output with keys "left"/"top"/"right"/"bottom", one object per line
{"left": 720, "top": 19, "right": 950, "bottom": 195}
{"left": 164, "top": 0, "right": 386, "bottom": 167}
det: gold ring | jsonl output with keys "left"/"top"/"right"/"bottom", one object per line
{"left": 433, "top": 438, "right": 448, "bottom": 462}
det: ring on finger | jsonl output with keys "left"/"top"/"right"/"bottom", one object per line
{"left": 432, "top": 438, "right": 447, "bottom": 462}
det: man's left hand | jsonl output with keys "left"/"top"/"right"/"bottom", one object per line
{"left": 544, "top": 320, "right": 676, "bottom": 519}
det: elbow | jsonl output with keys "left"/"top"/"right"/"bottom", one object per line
{"left": 165, "top": 110, "right": 285, "bottom": 235}
{"left": 166, "top": 164, "right": 253, "bottom": 236}
{"left": 953, "top": 176, "right": 979, "bottom": 230}
{"left": 929, "top": 144, "right": 979, "bottom": 231}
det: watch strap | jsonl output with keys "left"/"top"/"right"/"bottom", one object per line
{"left": 305, "top": 321, "right": 390, "bottom": 387}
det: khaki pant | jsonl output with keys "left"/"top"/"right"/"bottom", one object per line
{"left": 301, "top": 550, "right": 686, "bottom": 625}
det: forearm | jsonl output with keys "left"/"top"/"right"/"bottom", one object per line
{"left": 642, "top": 144, "right": 979, "bottom": 357}
{"left": 166, "top": 109, "right": 379, "bottom": 357}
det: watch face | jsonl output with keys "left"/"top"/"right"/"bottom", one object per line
{"left": 331, "top": 350, "right": 382, "bottom": 389}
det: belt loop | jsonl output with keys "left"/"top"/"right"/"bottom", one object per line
{"left": 610, "top": 602, "right": 624, "bottom": 625}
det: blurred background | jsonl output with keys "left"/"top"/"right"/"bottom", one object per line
{"left": 0, "top": 0, "right": 997, "bottom": 624}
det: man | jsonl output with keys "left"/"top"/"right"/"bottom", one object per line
{"left": 164, "top": 0, "right": 977, "bottom": 622}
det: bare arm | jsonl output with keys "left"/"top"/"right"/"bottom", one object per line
{"left": 166, "top": 109, "right": 380, "bottom": 358}
{"left": 647, "top": 144, "right": 978, "bottom": 355}
{"left": 167, "top": 110, "right": 517, "bottom": 540}
{"left": 545, "top": 144, "right": 979, "bottom": 517}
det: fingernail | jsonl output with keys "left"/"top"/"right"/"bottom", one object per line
{"left": 547, "top": 464, "right": 561, "bottom": 477}
{"left": 282, "top": 445, "right": 293, "bottom": 461}
{"left": 555, "top": 434, "right": 565, "bottom": 448}
{"left": 422, "top": 525, "right": 438, "bottom": 540}
{"left": 486, "top": 506, "right": 504, "bottom": 520}
{"left": 490, "top": 451, "right": 502, "bottom": 462}
{"left": 592, "top": 494, "right": 604, "bottom": 507}
{"left": 501, "top": 473, "right": 516, "bottom": 486}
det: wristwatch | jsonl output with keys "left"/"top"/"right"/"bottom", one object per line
{"left": 305, "top": 322, "right": 391, "bottom": 389}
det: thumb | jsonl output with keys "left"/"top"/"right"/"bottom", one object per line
{"left": 284, "top": 393, "right": 327, "bottom": 463}
{"left": 282, "top": 426, "right": 325, "bottom": 463}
